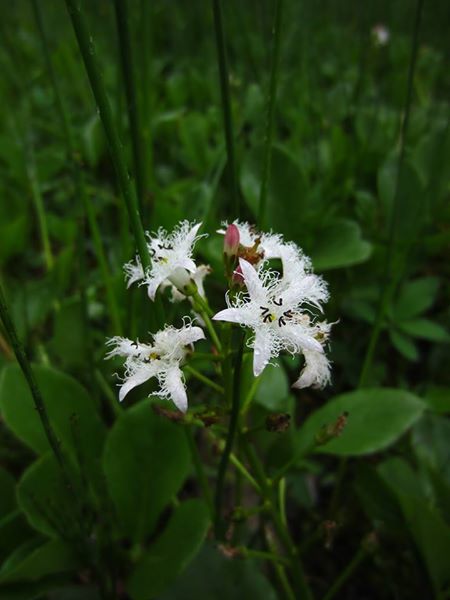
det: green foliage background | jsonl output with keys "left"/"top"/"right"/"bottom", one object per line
{"left": 0, "top": 1, "right": 448, "bottom": 599}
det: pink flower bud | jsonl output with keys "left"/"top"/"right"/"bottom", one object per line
{"left": 223, "top": 224, "right": 240, "bottom": 257}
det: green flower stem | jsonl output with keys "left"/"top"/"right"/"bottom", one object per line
{"left": 265, "top": 528, "right": 297, "bottom": 600}
{"left": 278, "top": 477, "right": 287, "bottom": 528}
{"left": 190, "top": 291, "right": 222, "bottom": 352}
{"left": 184, "top": 365, "right": 224, "bottom": 395}
{"left": 243, "top": 439, "right": 313, "bottom": 600}
{"left": 64, "top": 0, "right": 151, "bottom": 273}
{"left": 211, "top": 0, "right": 239, "bottom": 217}
{"left": 26, "top": 149, "right": 53, "bottom": 272}
{"left": 32, "top": 0, "right": 123, "bottom": 332}
{"left": 185, "top": 428, "right": 214, "bottom": 518}
{"left": 322, "top": 546, "right": 367, "bottom": 600}
{"left": 0, "top": 284, "right": 69, "bottom": 478}
{"left": 113, "top": 0, "right": 146, "bottom": 211}
{"left": 229, "top": 452, "right": 261, "bottom": 493}
{"left": 258, "top": 0, "right": 284, "bottom": 228}
{"left": 214, "top": 334, "right": 244, "bottom": 539}
{"left": 238, "top": 547, "right": 291, "bottom": 567}
{"left": 359, "top": 0, "right": 424, "bottom": 388}
{"left": 189, "top": 351, "right": 223, "bottom": 361}
{"left": 241, "top": 375, "right": 261, "bottom": 414}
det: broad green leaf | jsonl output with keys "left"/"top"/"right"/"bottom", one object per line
{"left": 160, "top": 542, "right": 278, "bottom": 600}
{"left": 354, "top": 464, "right": 404, "bottom": 530}
{"left": 17, "top": 455, "right": 84, "bottom": 538}
{"left": 127, "top": 500, "right": 210, "bottom": 600}
{"left": 377, "top": 160, "right": 424, "bottom": 242}
{"left": 308, "top": 218, "right": 372, "bottom": 271}
{"left": 379, "top": 458, "right": 450, "bottom": 592}
{"left": 0, "top": 511, "right": 31, "bottom": 565}
{"left": 0, "top": 467, "right": 15, "bottom": 518}
{"left": 103, "top": 400, "right": 191, "bottom": 542}
{"left": 254, "top": 360, "right": 289, "bottom": 411}
{"left": 389, "top": 329, "right": 419, "bottom": 361}
{"left": 411, "top": 414, "right": 450, "bottom": 484}
{"left": 423, "top": 387, "right": 450, "bottom": 414}
{"left": 49, "top": 299, "right": 87, "bottom": 368}
{"left": 393, "top": 277, "right": 440, "bottom": 319}
{"left": 0, "top": 365, "right": 105, "bottom": 481}
{"left": 0, "top": 539, "right": 79, "bottom": 584}
{"left": 294, "top": 388, "right": 425, "bottom": 458}
{"left": 398, "top": 318, "right": 449, "bottom": 342}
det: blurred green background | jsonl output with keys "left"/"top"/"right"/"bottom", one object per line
{"left": 0, "top": 1, "right": 449, "bottom": 599}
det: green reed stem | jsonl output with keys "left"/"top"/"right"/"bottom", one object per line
{"left": 113, "top": 0, "right": 146, "bottom": 211}
{"left": 0, "top": 284, "right": 69, "bottom": 477}
{"left": 65, "top": 0, "right": 151, "bottom": 272}
{"left": 359, "top": 0, "right": 424, "bottom": 388}
{"left": 140, "top": 0, "right": 154, "bottom": 193}
{"left": 33, "top": 0, "right": 123, "bottom": 335}
{"left": 214, "top": 334, "right": 244, "bottom": 539}
{"left": 184, "top": 365, "right": 224, "bottom": 395}
{"left": 258, "top": 0, "right": 283, "bottom": 228}
{"left": 243, "top": 439, "right": 313, "bottom": 600}
{"left": 26, "top": 150, "right": 54, "bottom": 273}
{"left": 322, "top": 546, "right": 367, "bottom": 600}
{"left": 211, "top": 0, "right": 239, "bottom": 217}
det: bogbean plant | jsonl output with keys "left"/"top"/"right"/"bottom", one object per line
{"left": 0, "top": 0, "right": 449, "bottom": 599}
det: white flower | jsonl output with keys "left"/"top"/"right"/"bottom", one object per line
{"left": 371, "top": 24, "right": 390, "bottom": 46}
{"left": 124, "top": 221, "right": 204, "bottom": 300}
{"left": 161, "top": 264, "right": 211, "bottom": 303}
{"left": 213, "top": 258, "right": 329, "bottom": 378}
{"left": 106, "top": 323, "right": 205, "bottom": 412}
{"left": 292, "top": 322, "right": 332, "bottom": 389}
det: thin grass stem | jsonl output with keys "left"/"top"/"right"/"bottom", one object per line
{"left": 211, "top": 0, "right": 239, "bottom": 217}
{"left": 64, "top": 0, "right": 151, "bottom": 272}
{"left": 258, "top": 0, "right": 283, "bottom": 228}
{"left": 33, "top": 0, "right": 123, "bottom": 334}
{"left": 359, "top": 0, "right": 424, "bottom": 387}
{"left": 0, "top": 284, "right": 69, "bottom": 478}
{"left": 113, "top": 0, "right": 147, "bottom": 211}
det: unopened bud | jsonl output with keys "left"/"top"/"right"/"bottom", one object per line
{"left": 223, "top": 224, "right": 240, "bottom": 257}
{"left": 266, "top": 413, "right": 291, "bottom": 433}
{"left": 315, "top": 411, "right": 349, "bottom": 446}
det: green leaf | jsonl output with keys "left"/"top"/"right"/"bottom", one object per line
{"left": 160, "top": 542, "right": 278, "bottom": 600}
{"left": 103, "top": 400, "right": 191, "bottom": 542}
{"left": 393, "top": 277, "right": 440, "bottom": 319}
{"left": 127, "top": 500, "right": 210, "bottom": 600}
{"left": 411, "top": 414, "right": 450, "bottom": 485}
{"left": 398, "top": 318, "right": 449, "bottom": 342}
{"left": 0, "top": 467, "right": 15, "bottom": 518}
{"left": 0, "top": 365, "right": 106, "bottom": 481}
{"left": 423, "top": 387, "right": 450, "bottom": 414}
{"left": 389, "top": 329, "right": 419, "bottom": 361}
{"left": 49, "top": 299, "right": 87, "bottom": 368}
{"left": 308, "top": 218, "right": 372, "bottom": 271}
{"left": 254, "top": 360, "right": 289, "bottom": 411}
{"left": 379, "top": 458, "right": 450, "bottom": 592}
{"left": 0, "top": 539, "right": 79, "bottom": 584}
{"left": 17, "top": 455, "right": 83, "bottom": 538}
{"left": 294, "top": 388, "right": 425, "bottom": 458}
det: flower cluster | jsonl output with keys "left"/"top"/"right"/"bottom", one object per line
{"left": 106, "top": 323, "right": 205, "bottom": 412}
{"left": 106, "top": 219, "right": 332, "bottom": 412}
